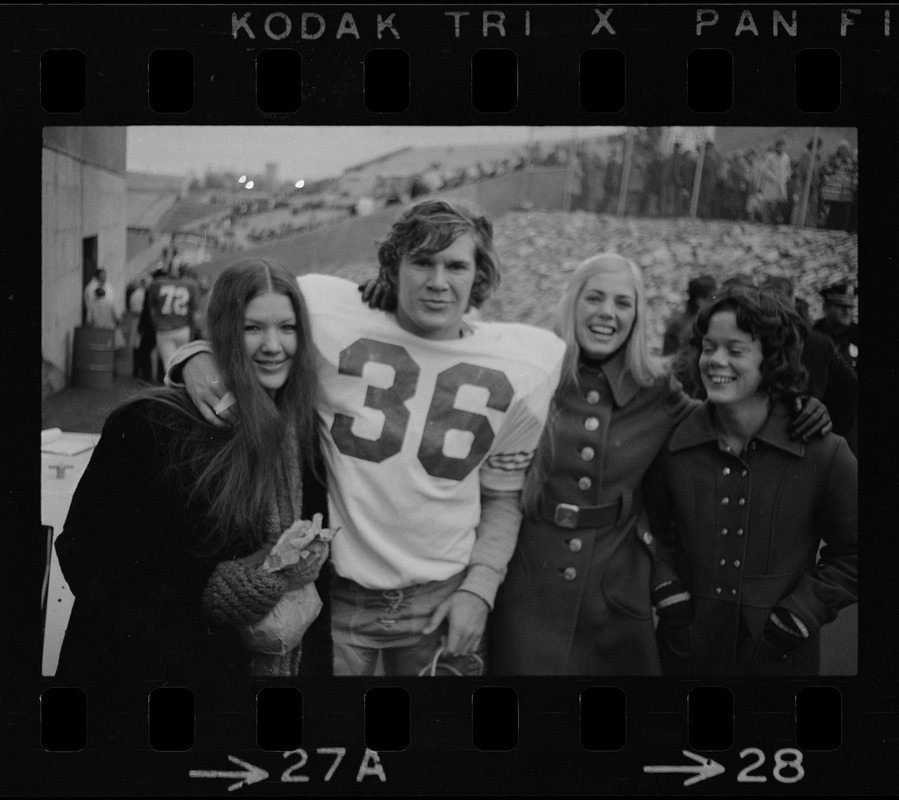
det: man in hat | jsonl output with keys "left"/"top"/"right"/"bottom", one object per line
{"left": 662, "top": 274, "right": 718, "bottom": 357}
{"left": 814, "top": 283, "right": 858, "bottom": 372}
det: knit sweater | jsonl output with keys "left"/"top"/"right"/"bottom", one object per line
{"left": 199, "top": 422, "right": 316, "bottom": 677}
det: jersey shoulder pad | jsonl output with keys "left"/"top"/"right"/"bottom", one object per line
{"left": 478, "top": 322, "right": 565, "bottom": 371}
{"left": 297, "top": 272, "right": 355, "bottom": 299}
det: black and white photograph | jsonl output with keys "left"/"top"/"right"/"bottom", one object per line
{"left": 40, "top": 124, "right": 859, "bottom": 682}
{"left": 7, "top": 2, "right": 895, "bottom": 796}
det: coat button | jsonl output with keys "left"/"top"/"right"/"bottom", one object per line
{"left": 578, "top": 476, "right": 592, "bottom": 491}
{"left": 721, "top": 528, "right": 728, "bottom": 536}
{"left": 563, "top": 567, "right": 577, "bottom": 581}
{"left": 586, "top": 390, "right": 600, "bottom": 404}
{"left": 734, "top": 560, "right": 741, "bottom": 568}
{"left": 584, "top": 416, "right": 599, "bottom": 432}
{"left": 719, "top": 559, "right": 726, "bottom": 566}
{"left": 569, "top": 538, "right": 583, "bottom": 553}
{"left": 642, "top": 531, "right": 653, "bottom": 545}
{"left": 741, "top": 470, "right": 748, "bottom": 477}
{"left": 730, "top": 589, "right": 737, "bottom": 596}
{"left": 738, "top": 498, "right": 746, "bottom": 507}
{"left": 721, "top": 496, "right": 730, "bottom": 506}
{"left": 722, "top": 467, "right": 731, "bottom": 476}
{"left": 580, "top": 446, "right": 595, "bottom": 461}
{"left": 736, "top": 528, "right": 744, "bottom": 536}
{"left": 715, "top": 587, "right": 722, "bottom": 595}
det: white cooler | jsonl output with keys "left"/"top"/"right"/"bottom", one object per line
{"left": 41, "top": 428, "right": 101, "bottom": 676}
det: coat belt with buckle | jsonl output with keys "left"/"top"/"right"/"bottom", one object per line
{"left": 548, "top": 501, "right": 621, "bottom": 529}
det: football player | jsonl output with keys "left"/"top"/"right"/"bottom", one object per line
{"left": 168, "top": 200, "right": 565, "bottom": 676}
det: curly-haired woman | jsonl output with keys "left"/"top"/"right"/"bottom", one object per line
{"left": 646, "top": 286, "right": 857, "bottom": 676}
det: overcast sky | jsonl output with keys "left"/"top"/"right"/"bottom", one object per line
{"left": 126, "top": 126, "right": 626, "bottom": 183}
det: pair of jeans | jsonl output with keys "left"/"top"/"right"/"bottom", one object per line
{"left": 330, "top": 571, "right": 484, "bottom": 676}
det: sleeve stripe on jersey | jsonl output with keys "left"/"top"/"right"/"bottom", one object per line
{"left": 485, "top": 451, "right": 535, "bottom": 472}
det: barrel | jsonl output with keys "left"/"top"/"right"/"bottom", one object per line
{"left": 72, "top": 327, "right": 115, "bottom": 387}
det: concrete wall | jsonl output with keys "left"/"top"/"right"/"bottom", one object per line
{"left": 42, "top": 128, "right": 127, "bottom": 378}
{"left": 43, "top": 127, "right": 126, "bottom": 174}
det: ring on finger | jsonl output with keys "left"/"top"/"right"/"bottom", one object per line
{"left": 212, "top": 391, "right": 236, "bottom": 416}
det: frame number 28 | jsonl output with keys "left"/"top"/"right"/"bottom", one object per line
{"left": 738, "top": 748, "right": 804, "bottom": 784}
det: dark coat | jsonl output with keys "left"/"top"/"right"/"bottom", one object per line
{"left": 645, "top": 402, "right": 857, "bottom": 677}
{"left": 802, "top": 328, "right": 857, "bottom": 452}
{"left": 54, "top": 397, "right": 331, "bottom": 679}
{"left": 490, "top": 353, "right": 695, "bottom": 675}
{"left": 813, "top": 317, "right": 858, "bottom": 373}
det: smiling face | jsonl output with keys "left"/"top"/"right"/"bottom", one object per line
{"left": 243, "top": 292, "right": 297, "bottom": 396}
{"left": 699, "top": 310, "right": 765, "bottom": 409}
{"left": 574, "top": 269, "right": 637, "bottom": 360}
{"left": 394, "top": 233, "right": 477, "bottom": 340}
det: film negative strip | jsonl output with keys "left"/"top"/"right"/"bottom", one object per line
{"left": 5, "top": 2, "right": 896, "bottom": 795}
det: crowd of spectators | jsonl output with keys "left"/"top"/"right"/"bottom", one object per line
{"left": 145, "top": 134, "right": 859, "bottom": 272}
{"left": 360, "top": 153, "right": 530, "bottom": 213}
{"left": 549, "top": 133, "right": 858, "bottom": 232}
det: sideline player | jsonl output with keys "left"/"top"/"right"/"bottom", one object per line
{"left": 146, "top": 262, "right": 200, "bottom": 373}
{"left": 169, "top": 200, "right": 565, "bottom": 676}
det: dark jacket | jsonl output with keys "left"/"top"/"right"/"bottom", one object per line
{"left": 813, "top": 317, "right": 858, "bottom": 373}
{"left": 645, "top": 402, "right": 857, "bottom": 677}
{"left": 490, "top": 353, "right": 695, "bottom": 675}
{"left": 54, "top": 397, "right": 331, "bottom": 679}
{"left": 802, "top": 328, "right": 857, "bottom": 452}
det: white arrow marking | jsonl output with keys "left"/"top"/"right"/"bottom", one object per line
{"left": 644, "top": 750, "right": 726, "bottom": 786}
{"left": 190, "top": 755, "right": 269, "bottom": 792}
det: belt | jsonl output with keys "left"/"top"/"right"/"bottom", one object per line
{"left": 543, "top": 500, "right": 620, "bottom": 529}
{"left": 541, "top": 490, "right": 636, "bottom": 530}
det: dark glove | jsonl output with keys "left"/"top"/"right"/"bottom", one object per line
{"left": 202, "top": 547, "right": 288, "bottom": 626}
{"left": 651, "top": 580, "right": 694, "bottom": 629}
{"left": 763, "top": 607, "right": 808, "bottom": 655}
{"left": 789, "top": 395, "right": 832, "bottom": 441}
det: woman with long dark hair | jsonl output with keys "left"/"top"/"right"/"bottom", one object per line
{"left": 55, "top": 259, "right": 330, "bottom": 678}
{"left": 647, "top": 286, "right": 857, "bottom": 676}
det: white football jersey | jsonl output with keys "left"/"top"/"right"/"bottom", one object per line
{"left": 298, "top": 274, "right": 565, "bottom": 590}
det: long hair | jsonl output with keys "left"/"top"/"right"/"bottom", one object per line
{"left": 522, "top": 253, "right": 667, "bottom": 517}
{"left": 135, "top": 259, "right": 319, "bottom": 554}
{"left": 553, "top": 253, "right": 666, "bottom": 398}
{"left": 687, "top": 285, "right": 808, "bottom": 402}
{"left": 375, "top": 199, "right": 501, "bottom": 310}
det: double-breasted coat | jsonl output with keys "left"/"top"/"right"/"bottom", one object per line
{"left": 490, "top": 352, "right": 694, "bottom": 675}
{"left": 645, "top": 402, "right": 858, "bottom": 676}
